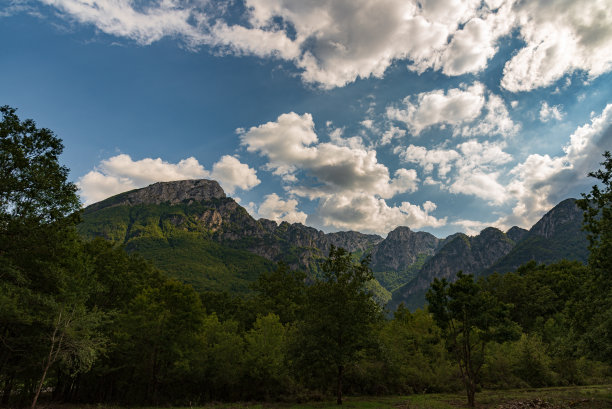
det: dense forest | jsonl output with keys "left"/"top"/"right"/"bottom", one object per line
{"left": 1, "top": 106, "right": 611, "bottom": 408}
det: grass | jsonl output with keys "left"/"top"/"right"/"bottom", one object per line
{"left": 53, "top": 385, "right": 612, "bottom": 409}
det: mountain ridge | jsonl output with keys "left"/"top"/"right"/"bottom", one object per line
{"left": 79, "top": 179, "right": 589, "bottom": 310}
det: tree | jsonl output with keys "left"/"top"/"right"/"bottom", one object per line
{"left": 244, "top": 313, "right": 289, "bottom": 399}
{"left": 253, "top": 262, "right": 307, "bottom": 324}
{"left": 378, "top": 306, "right": 454, "bottom": 394}
{"left": 0, "top": 106, "right": 104, "bottom": 408}
{"left": 426, "top": 272, "right": 519, "bottom": 407}
{"left": 577, "top": 151, "right": 612, "bottom": 273}
{"left": 575, "top": 151, "right": 612, "bottom": 363}
{"left": 295, "top": 246, "right": 380, "bottom": 405}
{"left": 0, "top": 105, "right": 79, "bottom": 228}
{"left": 115, "top": 280, "right": 206, "bottom": 405}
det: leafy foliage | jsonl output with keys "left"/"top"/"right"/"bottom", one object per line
{"left": 575, "top": 151, "right": 612, "bottom": 364}
{"left": 294, "top": 247, "right": 382, "bottom": 405}
{"left": 427, "top": 272, "right": 520, "bottom": 407}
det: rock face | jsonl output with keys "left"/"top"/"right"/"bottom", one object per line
{"left": 326, "top": 231, "right": 383, "bottom": 254}
{"left": 506, "top": 226, "right": 528, "bottom": 243}
{"left": 484, "top": 198, "right": 588, "bottom": 275}
{"left": 390, "top": 227, "right": 515, "bottom": 311}
{"left": 87, "top": 179, "right": 226, "bottom": 211}
{"left": 529, "top": 198, "right": 582, "bottom": 239}
{"left": 370, "top": 227, "right": 439, "bottom": 272}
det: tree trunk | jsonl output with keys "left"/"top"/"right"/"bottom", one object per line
{"left": 32, "top": 309, "right": 67, "bottom": 409}
{"left": 467, "top": 382, "right": 475, "bottom": 407}
{"left": 2, "top": 374, "right": 14, "bottom": 405}
{"left": 31, "top": 350, "right": 53, "bottom": 409}
{"left": 336, "top": 365, "right": 343, "bottom": 405}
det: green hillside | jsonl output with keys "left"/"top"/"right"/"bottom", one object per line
{"left": 78, "top": 201, "right": 276, "bottom": 293}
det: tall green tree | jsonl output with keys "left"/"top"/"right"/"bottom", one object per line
{"left": 575, "top": 151, "right": 612, "bottom": 363}
{"left": 295, "top": 246, "right": 380, "bottom": 405}
{"left": 0, "top": 106, "right": 104, "bottom": 408}
{"left": 253, "top": 262, "right": 307, "bottom": 324}
{"left": 427, "top": 272, "right": 519, "bottom": 407}
{"left": 244, "top": 313, "right": 289, "bottom": 399}
{"left": 115, "top": 280, "right": 206, "bottom": 405}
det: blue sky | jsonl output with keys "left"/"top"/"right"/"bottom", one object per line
{"left": 1, "top": 0, "right": 611, "bottom": 237}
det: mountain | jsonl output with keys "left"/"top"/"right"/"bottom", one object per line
{"left": 483, "top": 198, "right": 588, "bottom": 275}
{"left": 370, "top": 227, "right": 439, "bottom": 291}
{"left": 506, "top": 226, "right": 529, "bottom": 243}
{"left": 79, "top": 180, "right": 589, "bottom": 311}
{"left": 79, "top": 179, "right": 383, "bottom": 294}
{"left": 391, "top": 199, "right": 589, "bottom": 311}
{"left": 389, "top": 227, "right": 516, "bottom": 311}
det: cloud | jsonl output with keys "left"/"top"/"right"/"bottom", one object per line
{"left": 238, "top": 112, "right": 318, "bottom": 181}
{"left": 78, "top": 154, "right": 259, "bottom": 205}
{"left": 77, "top": 171, "right": 137, "bottom": 205}
{"left": 310, "top": 193, "right": 446, "bottom": 234}
{"left": 452, "top": 219, "right": 495, "bottom": 236}
{"left": 386, "top": 82, "right": 485, "bottom": 136}
{"left": 501, "top": 0, "right": 612, "bottom": 92}
{"left": 397, "top": 104, "right": 611, "bottom": 230}
{"left": 458, "top": 93, "right": 520, "bottom": 138}
{"left": 398, "top": 145, "right": 460, "bottom": 178}
{"left": 255, "top": 193, "right": 307, "bottom": 224}
{"left": 386, "top": 83, "right": 518, "bottom": 138}
{"left": 240, "top": 112, "right": 419, "bottom": 199}
{"left": 210, "top": 155, "right": 261, "bottom": 194}
{"left": 380, "top": 125, "right": 406, "bottom": 146}
{"left": 239, "top": 112, "right": 444, "bottom": 233}
{"left": 397, "top": 139, "right": 513, "bottom": 204}
{"left": 500, "top": 103, "right": 612, "bottom": 227}
{"left": 35, "top": 0, "right": 612, "bottom": 90}
{"left": 539, "top": 101, "right": 565, "bottom": 122}
{"left": 37, "top": 0, "right": 204, "bottom": 47}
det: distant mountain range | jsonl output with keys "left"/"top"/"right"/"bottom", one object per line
{"left": 78, "top": 179, "right": 589, "bottom": 310}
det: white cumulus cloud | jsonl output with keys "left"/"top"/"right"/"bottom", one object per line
{"left": 240, "top": 112, "right": 419, "bottom": 199}
{"left": 500, "top": 103, "right": 612, "bottom": 228}
{"left": 239, "top": 112, "right": 444, "bottom": 234}
{"left": 310, "top": 193, "right": 446, "bottom": 234}
{"left": 387, "top": 83, "right": 518, "bottom": 138}
{"left": 397, "top": 139, "right": 513, "bottom": 205}
{"left": 501, "top": 0, "right": 612, "bottom": 92}
{"left": 210, "top": 155, "right": 261, "bottom": 194}
{"left": 539, "top": 101, "right": 565, "bottom": 122}
{"left": 78, "top": 154, "right": 259, "bottom": 205}
{"left": 255, "top": 193, "right": 307, "bottom": 224}
{"left": 34, "top": 0, "right": 612, "bottom": 90}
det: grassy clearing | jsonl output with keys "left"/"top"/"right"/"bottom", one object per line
{"left": 45, "top": 385, "right": 612, "bottom": 409}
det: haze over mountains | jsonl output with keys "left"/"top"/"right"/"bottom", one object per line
{"left": 79, "top": 179, "right": 589, "bottom": 310}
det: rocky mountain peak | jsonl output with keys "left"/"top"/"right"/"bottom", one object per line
{"left": 530, "top": 198, "right": 581, "bottom": 239}
{"left": 85, "top": 179, "right": 226, "bottom": 212}
{"left": 506, "top": 226, "right": 528, "bottom": 243}
{"left": 478, "top": 226, "right": 503, "bottom": 236}
{"left": 370, "top": 226, "right": 439, "bottom": 272}
{"left": 386, "top": 226, "right": 413, "bottom": 239}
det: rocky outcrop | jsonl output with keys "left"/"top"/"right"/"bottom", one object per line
{"left": 326, "top": 231, "right": 383, "bottom": 254}
{"left": 390, "top": 227, "right": 515, "bottom": 311}
{"left": 529, "top": 199, "right": 582, "bottom": 239}
{"left": 484, "top": 198, "right": 588, "bottom": 275}
{"left": 83, "top": 180, "right": 384, "bottom": 273}
{"left": 85, "top": 179, "right": 226, "bottom": 212}
{"left": 506, "top": 226, "right": 528, "bottom": 243}
{"left": 370, "top": 226, "right": 439, "bottom": 272}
